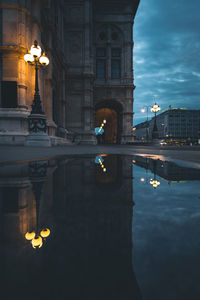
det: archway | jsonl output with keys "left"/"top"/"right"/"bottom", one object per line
{"left": 95, "top": 100, "right": 122, "bottom": 144}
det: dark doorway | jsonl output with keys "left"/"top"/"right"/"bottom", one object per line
{"left": 95, "top": 100, "right": 122, "bottom": 144}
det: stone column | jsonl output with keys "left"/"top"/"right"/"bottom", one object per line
{"left": 82, "top": 0, "right": 96, "bottom": 144}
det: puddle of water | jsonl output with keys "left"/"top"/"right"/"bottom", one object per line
{"left": 0, "top": 155, "right": 200, "bottom": 300}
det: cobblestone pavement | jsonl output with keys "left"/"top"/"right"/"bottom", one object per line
{"left": 0, "top": 145, "right": 199, "bottom": 168}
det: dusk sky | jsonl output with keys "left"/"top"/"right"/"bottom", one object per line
{"left": 133, "top": 0, "right": 200, "bottom": 125}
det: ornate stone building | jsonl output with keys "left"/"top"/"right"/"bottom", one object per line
{"left": 0, "top": 0, "right": 140, "bottom": 145}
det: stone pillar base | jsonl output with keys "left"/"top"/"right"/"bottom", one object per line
{"left": 72, "top": 131, "right": 97, "bottom": 145}
{"left": 25, "top": 132, "right": 51, "bottom": 147}
{"left": 121, "top": 134, "right": 134, "bottom": 144}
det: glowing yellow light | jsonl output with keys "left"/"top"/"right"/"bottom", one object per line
{"left": 150, "top": 179, "right": 160, "bottom": 188}
{"left": 31, "top": 236, "right": 43, "bottom": 249}
{"left": 30, "top": 43, "right": 42, "bottom": 58}
{"left": 39, "top": 53, "right": 49, "bottom": 66}
{"left": 25, "top": 231, "right": 36, "bottom": 241}
{"left": 103, "top": 119, "right": 106, "bottom": 124}
{"left": 103, "top": 168, "right": 106, "bottom": 172}
{"left": 132, "top": 160, "right": 136, "bottom": 164}
{"left": 140, "top": 178, "right": 145, "bottom": 182}
{"left": 24, "top": 53, "right": 34, "bottom": 63}
{"left": 151, "top": 103, "right": 161, "bottom": 113}
{"left": 40, "top": 228, "right": 51, "bottom": 238}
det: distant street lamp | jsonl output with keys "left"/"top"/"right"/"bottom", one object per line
{"left": 151, "top": 103, "right": 161, "bottom": 140}
{"left": 141, "top": 105, "right": 152, "bottom": 142}
{"left": 24, "top": 40, "right": 50, "bottom": 146}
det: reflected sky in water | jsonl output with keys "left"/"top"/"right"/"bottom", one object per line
{"left": 0, "top": 155, "right": 200, "bottom": 300}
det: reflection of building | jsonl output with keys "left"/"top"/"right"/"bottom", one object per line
{"left": 0, "top": 156, "right": 141, "bottom": 299}
{"left": 135, "top": 109, "right": 200, "bottom": 142}
{"left": 0, "top": 0, "right": 140, "bottom": 145}
{"left": 134, "top": 156, "right": 200, "bottom": 182}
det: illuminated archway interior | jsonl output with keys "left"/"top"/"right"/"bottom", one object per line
{"left": 95, "top": 108, "right": 118, "bottom": 144}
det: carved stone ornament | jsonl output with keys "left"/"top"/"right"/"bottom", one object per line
{"left": 28, "top": 114, "right": 47, "bottom": 133}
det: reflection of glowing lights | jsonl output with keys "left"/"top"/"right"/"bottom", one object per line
{"left": 40, "top": 228, "right": 51, "bottom": 238}
{"left": 140, "top": 178, "right": 145, "bottom": 182}
{"left": 132, "top": 160, "right": 136, "bottom": 164}
{"left": 95, "top": 156, "right": 107, "bottom": 173}
{"left": 25, "top": 232, "right": 36, "bottom": 241}
{"left": 150, "top": 179, "right": 160, "bottom": 189}
{"left": 25, "top": 227, "right": 51, "bottom": 249}
{"left": 31, "top": 236, "right": 43, "bottom": 249}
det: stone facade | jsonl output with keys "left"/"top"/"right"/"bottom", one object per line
{"left": 0, "top": 0, "right": 139, "bottom": 145}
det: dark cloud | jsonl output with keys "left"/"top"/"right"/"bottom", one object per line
{"left": 133, "top": 0, "right": 200, "bottom": 125}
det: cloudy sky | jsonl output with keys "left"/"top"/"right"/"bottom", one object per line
{"left": 133, "top": 0, "right": 200, "bottom": 125}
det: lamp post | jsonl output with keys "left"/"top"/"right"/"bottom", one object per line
{"left": 141, "top": 105, "right": 152, "bottom": 142}
{"left": 151, "top": 103, "right": 161, "bottom": 140}
{"left": 24, "top": 40, "right": 51, "bottom": 147}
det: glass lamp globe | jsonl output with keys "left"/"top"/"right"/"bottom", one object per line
{"left": 103, "top": 119, "right": 107, "bottom": 124}
{"left": 24, "top": 53, "right": 34, "bottom": 63}
{"left": 30, "top": 43, "right": 42, "bottom": 58}
{"left": 39, "top": 53, "right": 49, "bottom": 66}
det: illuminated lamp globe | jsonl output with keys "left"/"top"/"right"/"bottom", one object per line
{"left": 39, "top": 53, "right": 49, "bottom": 66}
{"left": 103, "top": 168, "right": 107, "bottom": 172}
{"left": 24, "top": 53, "right": 34, "bottom": 63}
{"left": 25, "top": 231, "right": 36, "bottom": 241}
{"left": 30, "top": 42, "right": 42, "bottom": 58}
{"left": 103, "top": 119, "right": 107, "bottom": 124}
{"left": 31, "top": 236, "right": 43, "bottom": 249}
{"left": 40, "top": 228, "right": 51, "bottom": 238}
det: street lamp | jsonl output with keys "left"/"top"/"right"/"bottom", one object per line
{"left": 24, "top": 40, "right": 50, "bottom": 146}
{"left": 141, "top": 105, "right": 152, "bottom": 142}
{"left": 151, "top": 103, "right": 161, "bottom": 140}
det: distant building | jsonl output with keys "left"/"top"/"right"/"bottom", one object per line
{"left": 134, "top": 108, "right": 200, "bottom": 142}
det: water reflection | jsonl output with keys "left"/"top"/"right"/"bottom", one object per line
{"left": 0, "top": 155, "right": 200, "bottom": 299}
{"left": 0, "top": 155, "right": 141, "bottom": 300}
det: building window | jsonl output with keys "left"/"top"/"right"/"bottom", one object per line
{"left": 1, "top": 81, "right": 17, "bottom": 108}
{"left": 96, "top": 48, "right": 106, "bottom": 79}
{"left": 111, "top": 49, "right": 121, "bottom": 79}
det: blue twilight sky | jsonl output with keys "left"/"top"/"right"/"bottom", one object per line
{"left": 133, "top": 0, "right": 200, "bottom": 125}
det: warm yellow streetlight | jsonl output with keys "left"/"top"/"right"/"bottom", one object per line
{"left": 151, "top": 103, "right": 161, "bottom": 113}
{"left": 24, "top": 40, "right": 50, "bottom": 137}
{"left": 151, "top": 103, "right": 161, "bottom": 140}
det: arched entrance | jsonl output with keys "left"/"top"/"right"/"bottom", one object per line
{"left": 95, "top": 100, "right": 122, "bottom": 144}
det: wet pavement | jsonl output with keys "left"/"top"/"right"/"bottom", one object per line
{"left": 0, "top": 154, "right": 200, "bottom": 300}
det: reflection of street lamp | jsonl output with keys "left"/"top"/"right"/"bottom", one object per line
{"left": 150, "top": 178, "right": 160, "bottom": 189}
{"left": 150, "top": 159, "right": 160, "bottom": 189}
{"left": 24, "top": 40, "right": 50, "bottom": 147}
{"left": 25, "top": 161, "right": 51, "bottom": 249}
{"left": 141, "top": 105, "right": 152, "bottom": 142}
{"left": 151, "top": 103, "right": 161, "bottom": 140}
